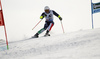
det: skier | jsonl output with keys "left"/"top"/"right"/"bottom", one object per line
{"left": 33, "top": 6, "right": 62, "bottom": 38}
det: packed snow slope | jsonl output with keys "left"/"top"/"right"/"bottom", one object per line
{"left": 0, "top": 28, "right": 100, "bottom": 59}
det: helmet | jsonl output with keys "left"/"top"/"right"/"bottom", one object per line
{"left": 44, "top": 6, "right": 50, "bottom": 11}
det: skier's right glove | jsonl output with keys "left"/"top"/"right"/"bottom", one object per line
{"left": 40, "top": 16, "right": 44, "bottom": 19}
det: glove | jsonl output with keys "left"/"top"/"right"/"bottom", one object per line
{"left": 40, "top": 16, "right": 44, "bottom": 19}
{"left": 59, "top": 17, "right": 62, "bottom": 21}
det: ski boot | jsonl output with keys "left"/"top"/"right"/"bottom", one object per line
{"left": 44, "top": 33, "right": 50, "bottom": 36}
{"left": 32, "top": 33, "right": 39, "bottom": 38}
{"left": 44, "top": 30, "right": 50, "bottom": 37}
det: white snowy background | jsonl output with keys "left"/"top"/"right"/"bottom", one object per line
{"left": 0, "top": 0, "right": 100, "bottom": 41}
{"left": 0, "top": 0, "right": 100, "bottom": 59}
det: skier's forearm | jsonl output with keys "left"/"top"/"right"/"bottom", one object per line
{"left": 40, "top": 13, "right": 46, "bottom": 19}
{"left": 53, "top": 10, "right": 59, "bottom": 17}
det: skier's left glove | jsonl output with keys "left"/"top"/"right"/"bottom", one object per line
{"left": 58, "top": 15, "right": 62, "bottom": 21}
{"left": 59, "top": 17, "right": 62, "bottom": 21}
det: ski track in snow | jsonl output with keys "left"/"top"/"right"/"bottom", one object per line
{"left": 0, "top": 28, "right": 100, "bottom": 59}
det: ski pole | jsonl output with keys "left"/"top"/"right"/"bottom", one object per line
{"left": 60, "top": 21, "right": 65, "bottom": 33}
{"left": 32, "top": 20, "right": 42, "bottom": 30}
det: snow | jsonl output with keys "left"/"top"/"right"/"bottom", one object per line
{"left": 0, "top": 0, "right": 100, "bottom": 59}
{"left": 0, "top": 28, "right": 100, "bottom": 59}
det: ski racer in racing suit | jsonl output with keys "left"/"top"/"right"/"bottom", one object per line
{"left": 33, "top": 6, "right": 62, "bottom": 38}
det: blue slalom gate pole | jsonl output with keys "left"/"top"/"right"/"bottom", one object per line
{"left": 91, "top": 0, "right": 94, "bottom": 29}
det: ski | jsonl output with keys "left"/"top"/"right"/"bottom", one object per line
{"left": 30, "top": 34, "right": 50, "bottom": 39}
{"left": 44, "top": 34, "right": 50, "bottom": 37}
